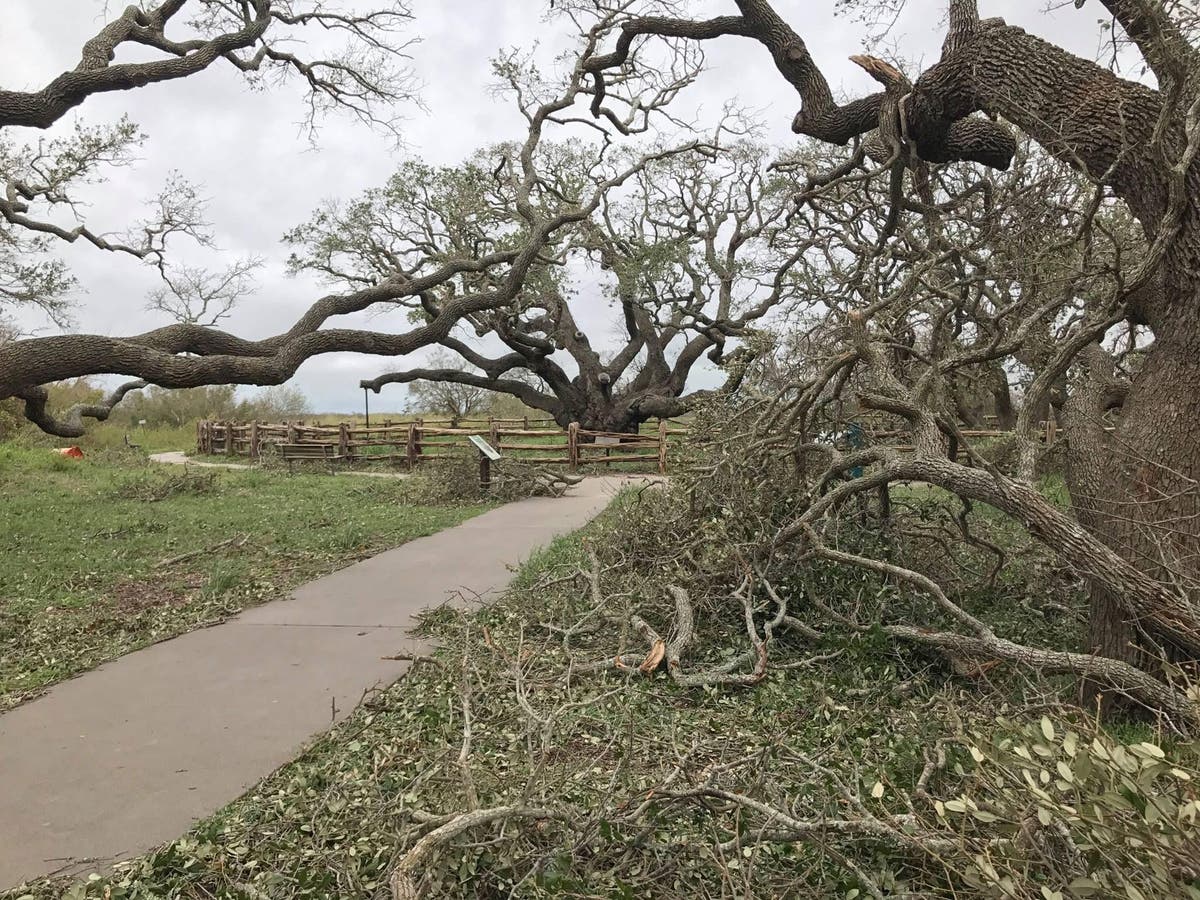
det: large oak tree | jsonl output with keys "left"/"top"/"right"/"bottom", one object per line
{"left": 351, "top": 142, "right": 807, "bottom": 432}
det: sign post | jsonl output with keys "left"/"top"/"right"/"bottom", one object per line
{"left": 468, "top": 434, "right": 502, "bottom": 490}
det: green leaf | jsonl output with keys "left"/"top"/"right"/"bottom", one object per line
{"left": 1041, "top": 716, "right": 1056, "bottom": 741}
{"left": 1066, "top": 876, "right": 1101, "bottom": 897}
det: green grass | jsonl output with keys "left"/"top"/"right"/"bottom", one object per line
{"left": 9, "top": 421, "right": 198, "bottom": 454}
{"left": 0, "top": 444, "right": 489, "bottom": 710}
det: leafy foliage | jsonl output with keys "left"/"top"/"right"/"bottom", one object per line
{"left": 112, "top": 384, "right": 310, "bottom": 429}
{"left": 929, "top": 718, "right": 1200, "bottom": 899}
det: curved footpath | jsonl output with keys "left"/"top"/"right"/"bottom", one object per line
{"left": 149, "top": 450, "right": 408, "bottom": 478}
{"left": 0, "top": 476, "right": 638, "bottom": 889}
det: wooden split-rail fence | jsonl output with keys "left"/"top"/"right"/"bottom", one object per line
{"left": 196, "top": 414, "right": 1065, "bottom": 475}
{"left": 863, "top": 419, "right": 1062, "bottom": 455}
{"left": 195, "top": 417, "right": 683, "bottom": 474}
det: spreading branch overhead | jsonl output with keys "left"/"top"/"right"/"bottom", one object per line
{"left": 581, "top": 0, "right": 1017, "bottom": 170}
{"left": 0, "top": 0, "right": 416, "bottom": 134}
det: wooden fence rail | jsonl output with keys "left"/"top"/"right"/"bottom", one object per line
{"left": 196, "top": 418, "right": 683, "bottom": 474}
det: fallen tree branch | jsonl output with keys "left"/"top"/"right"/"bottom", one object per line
{"left": 389, "top": 805, "right": 568, "bottom": 899}
{"left": 154, "top": 534, "right": 249, "bottom": 569}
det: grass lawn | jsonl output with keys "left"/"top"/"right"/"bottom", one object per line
{"left": 12, "top": 422, "right": 202, "bottom": 455}
{"left": 0, "top": 445, "right": 489, "bottom": 711}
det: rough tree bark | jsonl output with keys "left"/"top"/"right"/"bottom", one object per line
{"left": 901, "top": 10, "right": 1200, "bottom": 703}
{"left": 889, "top": 5, "right": 1200, "bottom": 704}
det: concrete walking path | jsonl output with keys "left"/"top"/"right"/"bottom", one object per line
{"left": 149, "top": 450, "right": 409, "bottom": 479}
{"left": 0, "top": 477, "right": 634, "bottom": 889}
{"left": 149, "top": 449, "right": 253, "bottom": 470}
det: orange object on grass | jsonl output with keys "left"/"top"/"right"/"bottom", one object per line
{"left": 53, "top": 447, "right": 84, "bottom": 459}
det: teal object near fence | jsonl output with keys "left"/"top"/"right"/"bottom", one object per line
{"left": 845, "top": 422, "right": 865, "bottom": 478}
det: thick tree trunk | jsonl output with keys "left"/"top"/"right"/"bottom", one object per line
{"left": 1067, "top": 299, "right": 1200, "bottom": 714}
{"left": 556, "top": 400, "right": 642, "bottom": 434}
{"left": 551, "top": 383, "right": 695, "bottom": 434}
{"left": 991, "top": 366, "right": 1017, "bottom": 431}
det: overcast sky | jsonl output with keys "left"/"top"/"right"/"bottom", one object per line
{"left": 2, "top": 0, "right": 1105, "bottom": 413}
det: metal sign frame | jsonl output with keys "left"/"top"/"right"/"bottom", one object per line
{"left": 468, "top": 434, "right": 501, "bottom": 461}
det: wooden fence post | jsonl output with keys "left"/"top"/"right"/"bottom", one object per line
{"left": 287, "top": 420, "right": 298, "bottom": 445}
{"left": 479, "top": 450, "right": 491, "bottom": 491}
{"left": 490, "top": 420, "right": 500, "bottom": 449}
{"left": 657, "top": 419, "right": 668, "bottom": 475}
{"left": 568, "top": 422, "right": 579, "bottom": 473}
{"left": 523, "top": 414, "right": 529, "bottom": 429}
{"left": 406, "top": 423, "right": 418, "bottom": 468}
{"left": 338, "top": 422, "right": 350, "bottom": 461}
{"left": 249, "top": 422, "right": 260, "bottom": 460}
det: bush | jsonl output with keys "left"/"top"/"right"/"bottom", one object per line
{"left": 401, "top": 450, "right": 582, "bottom": 504}
{"left": 402, "top": 449, "right": 485, "bottom": 502}
{"left": 112, "top": 384, "right": 311, "bottom": 429}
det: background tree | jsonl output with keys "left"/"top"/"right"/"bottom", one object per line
{"left": 405, "top": 352, "right": 493, "bottom": 421}
{"left": 115, "top": 383, "right": 309, "bottom": 428}
{"left": 357, "top": 141, "right": 807, "bottom": 431}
